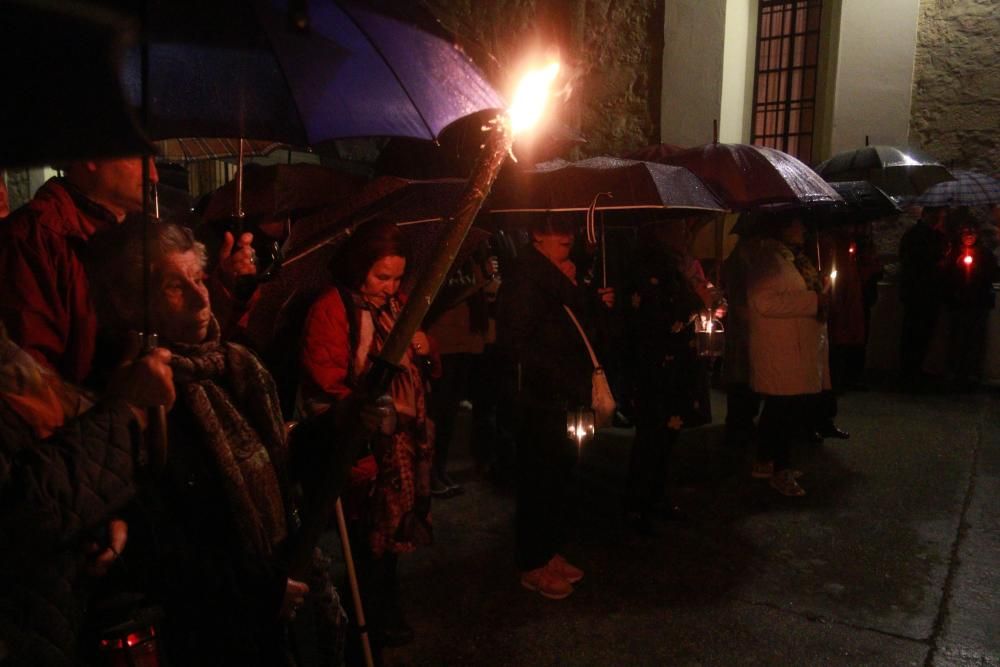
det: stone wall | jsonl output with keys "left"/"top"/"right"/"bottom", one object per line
{"left": 425, "top": 0, "right": 663, "bottom": 158}
{"left": 910, "top": 0, "right": 1000, "bottom": 174}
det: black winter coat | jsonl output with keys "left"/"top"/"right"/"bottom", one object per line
{"left": 0, "top": 399, "right": 139, "bottom": 666}
{"left": 496, "top": 245, "right": 605, "bottom": 416}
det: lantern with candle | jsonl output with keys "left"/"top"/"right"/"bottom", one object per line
{"left": 693, "top": 309, "right": 726, "bottom": 357}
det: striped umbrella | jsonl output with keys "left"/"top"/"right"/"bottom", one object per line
{"left": 913, "top": 170, "right": 1000, "bottom": 208}
{"left": 156, "top": 137, "right": 285, "bottom": 162}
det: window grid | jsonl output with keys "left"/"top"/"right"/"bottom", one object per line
{"left": 750, "top": 0, "right": 823, "bottom": 163}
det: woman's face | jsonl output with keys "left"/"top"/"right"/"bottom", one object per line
{"left": 360, "top": 255, "right": 406, "bottom": 307}
{"left": 152, "top": 250, "right": 211, "bottom": 344}
{"left": 533, "top": 229, "right": 574, "bottom": 264}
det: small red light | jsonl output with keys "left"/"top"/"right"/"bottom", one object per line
{"left": 848, "top": 242, "right": 856, "bottom": 254}
{"left": 963, "top": 254, "right": 973, "bottom": 266}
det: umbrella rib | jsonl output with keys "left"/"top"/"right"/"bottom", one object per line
{"left": 336, "top": 2, "right": 437, "bottom": 140}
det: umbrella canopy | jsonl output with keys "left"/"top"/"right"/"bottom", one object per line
{"left": 201, "top": 164, "right": 366, "bottom": 223}
{"left": 657, "top": 143, "right": 842, "bottom": 211}
{"left": 157, "top": 137, "right": 285, "bottom": 162}
{"left": 625, "top": 143, "right": 688, "bottom": 162}
{"left": 1, "top": 0, "right": 152, "bottom": 166}
{"left": 827, "top": 181, "right": 902, "bottom": 222}
{"left": 815, "top": 145, "right": 953, "bottom": 196}
{"left": 244, "top": 176, "right": 479, "bottom": 353}
{"left": 912, "top": 170, "right": 1000, "bottom": 208}
{"left": 487, "top": 157, "right": 726, "bottom": 213}
{"left": 120, "top": 0, "right": 505, "bottom": 145}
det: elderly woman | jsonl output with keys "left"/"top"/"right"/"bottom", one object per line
{"left": 299, "top": 219, "right": 434, "bottom": 648}
{"left": 747, "top": 213, "right": 831, "bottom": 496}
{"left": 86, "top": 222, "right": 342, "bottom": 666}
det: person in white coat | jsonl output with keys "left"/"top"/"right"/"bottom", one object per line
{"left": 747, "top": 215, "right": 831, "bottom": 496}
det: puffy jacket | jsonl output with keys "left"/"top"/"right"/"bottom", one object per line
{"left": 747, "top": 240, "right": 830, "bottom": 396}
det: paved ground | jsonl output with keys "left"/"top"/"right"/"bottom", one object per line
{"left": 350, "top": 386, "right": 1000, "bottom": 666}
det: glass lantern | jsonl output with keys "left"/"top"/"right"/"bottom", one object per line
{"left": 566, "top": 406, "right": 596, "bottom": 449}
{"left": 694, "top": 310, "right": 725, "bottom": 358}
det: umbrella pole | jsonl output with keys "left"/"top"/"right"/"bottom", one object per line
{"left": 600, "top": 213, "right": 607, "bottom": 289}
{"left": 334, "top": 498, "right": 375, "bottom": 667}
{"left": 235, "top": 137, "right": 246, "bottom": 234}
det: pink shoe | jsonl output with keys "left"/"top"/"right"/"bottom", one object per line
{"left": 548, "top": 554, "right": 584, "bottom": 584}
{"left": 521, "top": 566, "right": 573, "bottom": 600}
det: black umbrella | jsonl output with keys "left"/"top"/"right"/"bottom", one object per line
{"left": 815, "top": 145, "right": 954, "bottom": 196}
{"left": 1, "top": 0, "right": 152, "bottom": 167}
{"left": 827, "top": 181, "right": 902, "bottom": 223}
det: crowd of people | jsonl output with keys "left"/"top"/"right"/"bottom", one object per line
{"left": 0, "top": 154, "right": 995, "bottom": 665}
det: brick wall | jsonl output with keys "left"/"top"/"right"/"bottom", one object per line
{"left": 910, "top": 0, "right": 1000, "bottom": 174}
{"left": 426, "top": 0, "right": 663, "bottom": 158}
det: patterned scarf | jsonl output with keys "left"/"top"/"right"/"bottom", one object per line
{"left": 169, "top": 319, "right": 289, "bottom": 557}
{"left": 352, "top": 292, "right": 425, "bottom": 419}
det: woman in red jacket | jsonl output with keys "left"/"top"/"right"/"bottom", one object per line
{"left": 299, "top": 220, "right": 434, "bottom": 649}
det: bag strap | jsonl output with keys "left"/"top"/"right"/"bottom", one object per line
{"left": 562, "top": 304, "right": 601, "bottom": 369}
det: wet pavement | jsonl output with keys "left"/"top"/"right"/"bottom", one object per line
{"left": 354, "top": 387, "right": 999, "bottom": 666}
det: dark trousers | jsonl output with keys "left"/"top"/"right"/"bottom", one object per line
{"left": 725, "top": 382, "right": 761, "bottom": 446}
{"left": 900, "top": 303, "right": 939, "bottom": 380}
{"left": 625, "top": 395, "right": 680, "bottom": 512}
{"left": 758, "top": 394, "right": 814, "bottom": 470}
{"left": 514, "top": 407, "right": 576, "bottom": 571}
{"left": 948, "top": 306, "right": 990, "bottom": 384}
{"left": 429, "top": 353, "right": 477, "bottom": 473}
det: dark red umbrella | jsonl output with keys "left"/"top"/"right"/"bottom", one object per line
{"left": 658, "top": 142, "right": 842, "bottom": 211}
{"left": 201, "top": 163, "right": 366, "bottom": 223}
{"left": 244, "top": 176, "right": 480, "bottom": 352}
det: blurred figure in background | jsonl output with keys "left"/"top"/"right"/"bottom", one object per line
{"left": 943, "top": 208, "right": 997, "bottom": 390}
{"left": 898, "top": 206, "right": 948, "bottom": 389}
{"left": 722, "top": 218, "right": 762, "bottom": 450}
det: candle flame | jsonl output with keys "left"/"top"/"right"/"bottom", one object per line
{"left": 830, "top": 269, "right": 838, "bottom": 282}
{"left": 963, "top": 253, "right": 973, "bottom": 266}
{"left": 509, "top": 61, "right": 560, "bottom": 136}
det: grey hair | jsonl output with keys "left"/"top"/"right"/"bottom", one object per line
{"left": 87, "top": 221, "right": 208, "bottom": 332}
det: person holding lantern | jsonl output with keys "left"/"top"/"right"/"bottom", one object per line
{"left": 496, "top": 214, "right": 614, "bottom": 600}
{"left": 623, "top": 221, "right": 709, "bottom": 535}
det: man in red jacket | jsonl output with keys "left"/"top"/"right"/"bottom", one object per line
{"left": 0, "top": 157, "right": 255, "bottom": 384}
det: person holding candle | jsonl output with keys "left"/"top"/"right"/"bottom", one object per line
{"left": 942, "top": 209, "right": 997, "bottom": 390}
{"left": 747, "top": 213, "right": 832, "bottom": 496}
{"left": 496, "top": 214, "right": 614, "bottom": 599}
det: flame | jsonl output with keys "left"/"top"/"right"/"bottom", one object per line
{"left": 830, "top": 269, "right": 838, "bottom": 282}
{"left": 963, "top": 253, "right": 973, "bottom": 266}
{"left": 509, "top": 61, "right": 560, "bottom": 136}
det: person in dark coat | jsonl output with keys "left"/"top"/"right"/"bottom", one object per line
{"left": 87, "top": 222, "right": 344, "bottom": 666}
{"left": 898, "top": 207, "right": 948, "bottom": 387}
{"left": 624, "top": 224, "right": 707, "bottom": 534}
{"left": 943, "top": 209, "right": 997, "bottom": 389}
{"left": 0, "top": 325, "right": 174, "bottom": 666}
{"left": 496, "top": 216, "right": 613, "bottom": 600}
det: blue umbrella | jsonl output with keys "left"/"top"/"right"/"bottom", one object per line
{"left": 121, "top": 0, "right": 505, "bottom": 145}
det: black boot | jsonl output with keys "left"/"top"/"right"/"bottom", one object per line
{"left": 372, "top": 555, "right": 413, "bottom": 648}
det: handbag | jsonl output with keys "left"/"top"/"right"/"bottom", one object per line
{"left": 563, "top": 305, "right": 616, "bottom": 429}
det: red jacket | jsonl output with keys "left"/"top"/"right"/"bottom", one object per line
{"left": 0, "top": 179, "right": 117, "bottom": 384}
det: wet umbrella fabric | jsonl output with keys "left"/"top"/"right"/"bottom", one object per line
{"left": 156, "top": 138, "right": 285, "bottom": 162}
{"left": 201, "top": 164, "right": 366, "bottom": 223}
{"left": 912, "top": 170, "right": 1000, "bottom": 208}
{"left": 827, "top": 181, "right": 902, "bottom": 222}
{"left": 487, "top": 157, "right": 726, "bottom": 213}
{"left": 120, "top": 0, "right": 505, "bottom": 144}
{"left": 244, "top": 176, "right": 476, "bottom": 353}
{"left": 815, "top": 145, "right": 953, "bottom": 197}
{"left": 657, "top": 143, "right": 842, "bottom": 211}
